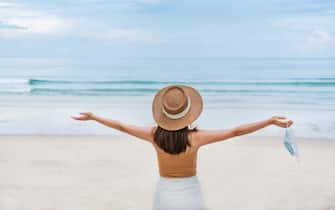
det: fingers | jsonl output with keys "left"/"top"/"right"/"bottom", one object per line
{"left": 276, "top": 116, "right": 287, "bottom": 119}
{"left": 71, "top": 112, "right": 92, "bottom": 121}
{"left": 273, "top": 117, "right": 293, "bottom": 128}
{"left": 279, "top": 119, "right": 293, "bottom": 128}
{"left": 287, "top": 120, "right": 294, "bottom": 127}
{"left": 285, "top": 120, "right": 293, "bottom": 126}
{"left": 279, "top": 122, "right": 288, "bottom": 128}
{"left": 71, "top": 116, "right": 82, "bottom": 120}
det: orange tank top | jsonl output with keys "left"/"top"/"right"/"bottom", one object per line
{"left": 152, "top": 142, "right": 198, "bottom": 178}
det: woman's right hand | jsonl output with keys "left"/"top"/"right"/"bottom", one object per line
{"left": 71, "top": 112, "right": 94, "bottom": 121}
{"left": 270, "top": 116, "right": 293, "bottom": 128}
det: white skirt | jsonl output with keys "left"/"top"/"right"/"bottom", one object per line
{"left": 152, "top": 176, "right": 207, "bottom": 210}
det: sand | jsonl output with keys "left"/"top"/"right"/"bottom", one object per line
{"left": 0, "top": 135, "right": 334, "bottom": 210}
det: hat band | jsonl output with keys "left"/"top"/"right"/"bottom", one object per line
{"left": 162, "top": 96, "right": 191, "bottom": 120}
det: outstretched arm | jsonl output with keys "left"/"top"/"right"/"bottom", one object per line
{"left": 192, "top": 116, "right": 293, "bottom": 147}
{"left": 71, "top": 112, "right": 154, "bottom": 142}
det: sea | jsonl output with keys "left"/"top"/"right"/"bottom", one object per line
{"left": 0, "top": 57, "right": 334, "bottom": 139}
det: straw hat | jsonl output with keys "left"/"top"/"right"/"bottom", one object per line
{"left": 152, "top": 85, "right": 203, "bottom": 131}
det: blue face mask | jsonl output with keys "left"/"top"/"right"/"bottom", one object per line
{"left": 283, "top": 127, "right": 299, "bottom": 158}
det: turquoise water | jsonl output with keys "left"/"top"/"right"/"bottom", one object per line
{"left": 3, "top": 78, "right": 335, "bottom": 96}
{"left": 0, "top": 57, "right": 334, "bottom": 138}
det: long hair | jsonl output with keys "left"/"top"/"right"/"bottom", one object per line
{"left": 153, "top": 126, "right": 197, "bottom": 155}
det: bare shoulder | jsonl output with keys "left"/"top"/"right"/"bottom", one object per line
{"left": 188, "top": 128, "right": 238, "bottom": 148}
{"left": 123, "top": 124, "right": 156, "bottom": 143}
{"left": 188, "top": 129, "right": 203, "bottom": 148}
{"left": 147, "top": 126, "right": 157, "bottom": 142}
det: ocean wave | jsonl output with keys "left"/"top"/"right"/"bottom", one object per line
{"left": 26, "top": 87, "right": 335, "bottom": 96}
{"left": 0, "top": 78, "right": 31, "bottom": 94}
{"left": 28, "top": 79, "right": 169, "bottom": 85}
{"left": 30, "top": 88, "right": 157, "bottom": 95}
{"left": 28, "top": 78, "right": 335, "bottom": 86}
{"left": 0, "top": 78, "right": 30, "bottom": 85}
{"left": 0, "top": 78, "right": 334, "bottom": 95}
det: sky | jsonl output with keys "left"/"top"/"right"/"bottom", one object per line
{"left": 0, "top": 0, "right": 335, "bottom": 59}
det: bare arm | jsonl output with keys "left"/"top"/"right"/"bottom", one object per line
{"left": 71, "top": 112, "right": 154, "bottom": 142}
{"left": 193, "top": 116, "right": 293, "bottom": 147}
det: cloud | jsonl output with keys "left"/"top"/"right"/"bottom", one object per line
{"left": 0, "top": 21, "right": 27, "bottom": 29}
{"left": 273, "top": 15, "right": 332, "bottom": 30}
{"left": 0, "top": 2, "right": 74, "bottom": 38}
{"left": 271, "top": 15, "right": 335, "bottom": 54}
{"left": 0, "top": 2, "right": 14, "bottom": 7}
{"left": 79, "top": 25, "right": 153, "bottom": 42}
{"left": 0, "top": 1, "right": 154, "bottom": 42}
{"left": 137, "top": 0, "right": 160, "bottom": 4}
{"left": 5, "top": 16, "right": 73, "bottom": 35}
{"left": 308, "top": 29, "right": 332, "bottom": 44}
{"left": 68, "top": 18, "right": 154, "bottom": 42}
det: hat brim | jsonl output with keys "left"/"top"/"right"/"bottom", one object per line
{"left": 152, "top": 85, "right": 203, "bottom": 131}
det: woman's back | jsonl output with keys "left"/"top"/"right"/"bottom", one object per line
{"left": 152, "top": 139, "right": 198, "bottom": 178}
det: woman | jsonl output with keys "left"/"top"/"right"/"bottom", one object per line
{"left": 72, "top": 85, "right": 293, "bottom": 210}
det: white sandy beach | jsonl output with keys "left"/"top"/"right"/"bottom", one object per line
{"left": 0, "top": 135, "right": 334, "bottom": 210}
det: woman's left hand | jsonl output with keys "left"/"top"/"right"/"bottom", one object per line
{"left": 71, "top": 112, "right": 94, "bottom": 121}
{"left": 270, "top": 116, "right": 293, "bottom": 128}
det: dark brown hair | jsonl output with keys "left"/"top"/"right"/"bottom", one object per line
{"left": 154, "top": 126, "right": 197, "bottom": 155}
